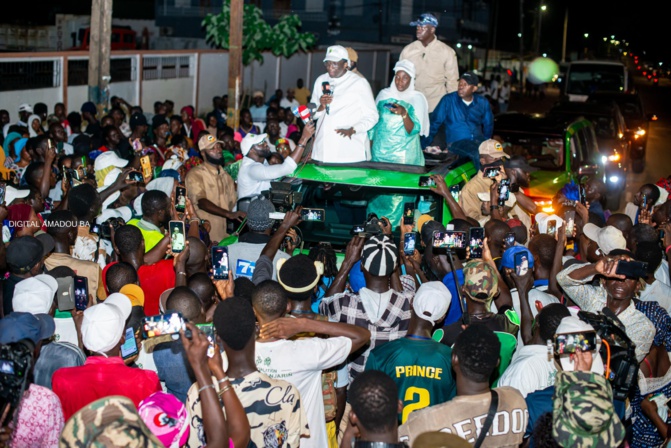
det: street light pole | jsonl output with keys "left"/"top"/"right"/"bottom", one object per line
{"left": 519, "top": 0, "right": 524, "bottom": 93}
{"left": 561, "top": 7, "right": 568, "bottom": 62}
{"left": 535, "top": 2, "right": 543, "bottom": 55}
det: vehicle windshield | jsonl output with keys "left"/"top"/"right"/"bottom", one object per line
{"left": 497, "top": 133, "right": 565, "bottom": 171}
{"left": 614, "top": 99, "right": 642, "bottom": 120}
{"left": 566, "top": 64, "right": 625, "bottom": 95}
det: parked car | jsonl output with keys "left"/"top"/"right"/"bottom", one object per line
{"left": 493, "top": 112, "right": 623, "bottom": 212}
{"left": 587, "top": 91, "right": 657, "bottom": 173}
{"left": 221, "top": 158, "right": 477, "bottom": 256}
{"left": 563, "top": 60, "right": 632, "bottom": 102}
{"left": 546, "top": 101, "right": 629, "bottom": 210}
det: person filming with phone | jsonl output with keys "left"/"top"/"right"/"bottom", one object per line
{"left": 557, "top": 250, "right": 655, "bottom": 363}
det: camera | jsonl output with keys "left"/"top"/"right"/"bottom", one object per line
{"left": 351, "top": 213, "right": 385, "bottom": 237}
{"left": 93, "top": 217, "right": 126, "bottom": 240}
{"left": 0, "top": 339, "right": 35, "bottom": 426}
{"left": 263, "top": 182, "right": 304, "bottom": 213}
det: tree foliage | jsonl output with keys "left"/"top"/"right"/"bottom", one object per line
{"left": 202, "top": 1, "right": 316, "bottom": 65}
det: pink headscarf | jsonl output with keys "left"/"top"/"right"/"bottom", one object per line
{"left": 180, "top": 106, "right": 194, "bottom": 119}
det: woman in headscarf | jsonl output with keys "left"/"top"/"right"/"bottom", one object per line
{"left": 368, "top": 59, "right": 428, "bottom": 166}
{"left": 180, "top": 106, "right": 206, "bottom": 142}
{"left": 27, "top": 114, "right": 45, "bottom": 137}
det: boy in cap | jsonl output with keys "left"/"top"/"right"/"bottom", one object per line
{"left": 421, "top": 72, "right": 493, "bottom": 164}
{"left": 310, "top": 44, "right": 379, "bottom": 163}
{"left": 365, "top": 281, "right": 456, "bottom": 423}
{"left": 399, "top": 325, "right": 528, "bottom": 447}
{"left": 52, "top": 293, "right": 161, "bottom": 420}
{"left": 0, "top": 312, "right": 65, "bottom": 446}
{"left": 400, "top": 13, "right": 459, "bottom": 113}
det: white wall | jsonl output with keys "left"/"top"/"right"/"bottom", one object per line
{"left": 66, "top": 86, "right": 89, "bottom": 114}
{"left": 279, "top": 52, "right": 310, "bottom": 93}
{"left": 2, "top": 88, "right": 62, "bottom": 121}
{"left": 197, "top": 53, "right": 229, "bottom": 116}
{"left": 141, "top": 78, "right": 194, "bottom": 112}
{"left": 243, "top": 54, "right": 281, "bottom": 100}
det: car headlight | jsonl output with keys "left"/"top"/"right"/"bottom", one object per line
{"left": 608, "top": 154, "right": 621, "bottom": 162}
{"left": 635, "top": 128, "right": 646, "bottom": 138}
{"left": 609, "top": 175, "right": 619, "bottom": 183}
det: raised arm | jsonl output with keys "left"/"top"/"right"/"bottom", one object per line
{"left": 260, "top": 317, "right": 371, "bottom": 354}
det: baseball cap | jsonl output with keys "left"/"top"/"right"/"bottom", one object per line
{"left": 246, "top": 197, "right": 276, "bottom": 231}
{"left": 252, "top": 90, "right": 264, "bottom": 99}
{"left": 162, "top": 156, "right": 183, "bottom": 172}
{"left": 94, "top": 150, "right": 129, "bottom": 172}
{"left": 138, "top": 392, "right": 190, "bottom": 447}
{"left": 323, "top": 45, "right": 350, "bottom": 63}
{"left": 81, "top": 101, "right": 97, "bottom": 115}
{"left": 96, "top": 206, "right": 132, "bottom": 226}
{"left": 460, "top": 71, "right": 480, "bottom": 86}
{"left": 60, "top": 396, "right": 163, "bottom": 447}
{"left": 240, "top": 133, "right": 267, "bottom": 156}
{"left": 554, "top": 315, "right": 605, "bottom": 374}
{"left": 81, "top": 293, "right": 132, "bottom": 353}
{"left": 462, "top": 260, "right": 498, "bottom": 302}
{"left": 18, "top": 103, "right": 33, "bottom": 113}
{"left": 5, "top": 186, "right": 30, "bottom": 205}
{"left": 504, "top": 155, "right": 539, "bottom": 172}
{"left": 198, "top": 134, "right": 223, "bottom": 151}
{"left": 130, "top": 113, "right": 148, "bottom": 128}
{"left": 6, "top": 235, "right": 54, "bottom": 274}
{"left": 413, "top": 281, "right": 451, "bottom": 325}
{"left": 120, "top": 284, "right": 145, "bottom": 307}
{"left": 409, "top": 13, "right": 439, "bottom": 27}
{"left": 478, "top": 139, "right": 509, "bottom": 159}
{"left": 552, "top": 371, "right": 624, "bottom": 447}
{"left": 12, "top": 274, "right": 59, "bottom": 315}
{"left": 416, "top": 214, "right": 433, "bottom": 233}
{"left": 582, "top": 224, "right": 626, "bottom": 255}
{"left": 0, "top": 312, "right": 55, "bottom": 344}
{"left": 361, "top": 234, "right": 398, "bottom": 277}
{"left": 500, "top": 246, "right": 535, "bottom": 270}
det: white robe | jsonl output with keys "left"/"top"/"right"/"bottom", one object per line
{"left": 310, "top": 71, "right": 379, "bottom": 163}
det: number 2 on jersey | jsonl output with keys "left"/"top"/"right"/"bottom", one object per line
{"left": 402, "top": 387, "right": 430, "bottom": 423}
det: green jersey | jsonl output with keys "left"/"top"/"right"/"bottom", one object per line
{"left": 365, "top": 337, "right": 456, "bottom": 423}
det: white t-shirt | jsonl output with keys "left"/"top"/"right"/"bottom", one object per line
{"left": 640, "top": 260, "right": 671, "bottom": 311}
{"left": 255, "top": 336, "right": 352, "bottom": 448}
{"left": 497, "top": 344, "right": 556, "bottom": 398}
{"left": 237, "top": 156, "right": 297, "bottom": 200}
{"left": 280, "top": 98, "right": 300, "bottom": 110}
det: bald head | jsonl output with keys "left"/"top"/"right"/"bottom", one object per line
{"left": 186, "top": 237, "right": 208, "bottom": 274}
{"left": 166, "top": 286, "right": 204, "bottom": 323}
{"left": 188, "top": 272, "right": 216, "bottom": 310}
{"left": 606, "top": 213, "right": 633, "bottom": 240}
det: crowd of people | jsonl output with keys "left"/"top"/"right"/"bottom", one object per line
{"left": 0, "top": 10, "right": 670, "bottom": 448}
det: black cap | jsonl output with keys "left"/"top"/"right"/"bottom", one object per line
{"left": 460, "top": 72, "right": 479, "bottom": 86}
{"left": 6, "top": 234, "right": 54, "bottom": 274}
{"left": 151, "top": 114, "right": 168, "bottom": 129}
{"left": 503, "top": 155, "right": 539, "bottom": 172}
{"left": 129, "top": 113, "right": 148, "bottom": 129}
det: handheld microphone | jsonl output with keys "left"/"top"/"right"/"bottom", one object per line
{"left": 322, "top": 81, "right": 332, "bottom": 114}
{"left": 292, "top": 105, "right": 312, "bottom": 125}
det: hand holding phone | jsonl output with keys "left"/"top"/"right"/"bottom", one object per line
{"left": 433, "top": 230, "right": 465, "bottom": 249}
{"left": 484, "top": 167, "right": 500, "bottom": 178}
{"left": 498, "top": 179, "right": 511, "bottom": 206}
{"left": 615, "top": 260, "right": 648, "bottom": 279}
{"left": 514, "top": 252, "right": 529, "bottom": 276}
{"left": 74, "top": 276, "right": 89, "bottom": 311}
{"left": 56, "top": 277, "right": 75, "bottom": 311}
{"left": 418, "top": 176, "right": 436, "bottom": 188}
{"left": 175, "top": 186, "right": 187, "bottom": 213}
{"left": 404, "top": 232, "right": 417, "bottom": 255}
{"left": 469, "top": 227, "right": 485, "bottom": 259}
{"left": 403, "top": 203, "right": 415, "bottom": 225}
{"left": 121, "top": 327, "right": 139, "bottom": 360}
{"left": 300, "top": 208, "right": 325, "bottom": 222}
{"left": 142, "top": 312, "right": 186, "bottom": 339}
{"left": 554, "top": 331, "right": 598, "bottom": 355}
{"left": 504, "top": 232, "right": 516, "bottom": 249}
{"left": 564, "top": 210, "right": 576, "bottom": 238}
{"left": 546, "top": 220, "right": 557, "bottom": 238}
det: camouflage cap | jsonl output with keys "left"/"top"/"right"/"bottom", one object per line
{"left": 60, "top": 396, "right": 164, "bottom": 448}
{"left": 552, "top": 371, "right": 625, "bottom": 448}
{"left": 462, "top": 260, "right": 498, "bottom": 302}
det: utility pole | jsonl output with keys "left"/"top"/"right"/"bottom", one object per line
{"left": 88, "top": 0, "right": 112, "bottom": 115}
{"left": 519, "top": 0, "right": 524, "bottom": 94}
{"left": 227, "top": 0, "right": 244, "bottom": 130}
{"left": 561, "top": 7, "right": 568, "bottom": 63}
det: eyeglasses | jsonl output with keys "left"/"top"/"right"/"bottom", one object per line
{"left": 324, "top": 61, "right": 341, "bottom": 68}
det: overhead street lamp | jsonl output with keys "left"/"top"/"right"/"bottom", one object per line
{"left": 535, "top": 2, "right": 546, "bottom": 55}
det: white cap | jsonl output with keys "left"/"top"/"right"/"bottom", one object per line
{"left": 133, "top": 193, "right": 144, "bottom": 216}
{"left": 97, "top": 168, "right": 123, "bottom": 210}
{"left": 146, "top": 177, "right": 175, "bottom": 197}
{"left": 241, "top": 133, "right": 268, "bottom": 156}
{"left": 81, "top": 293, "right": 132, "bottom": 353}
{"left": 18, "top": 103, "right": 33, "bottom": 113}
{"left": 412, "top": 281, "right": 451, "bottom": 325}
{"left": 582, "top": 224, "right": 626, "bottom": 255}
{"left": 656, "top": 185, "right": 669, "bottom": 206}
{"left": 555, "top": 315, "right": 605, "bottom": 375}
{"left": 5, "top": 186, "right": 29, "bottom": 205}
{"left": 12, "top": 274, "right": 59, "bottom": 314}
{"left": 162, "top": 156, "right": 183, "bottom": 172}
{"left": 323, "top": 45, "right": 350, "bottom": 63}
{"left": 96, "top": 206, "right": 132, "bottom": 225}
{"left": 94, "top": 151, "right": 129, "bottom": 173}
{"left": 393, "top": 59, "right": 416, "bottom": 78}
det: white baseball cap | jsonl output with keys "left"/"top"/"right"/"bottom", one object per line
{"left": 5, "top": 186, "right": 29, "bottom": 205}
{"left": 162, "top": 156, "right": 183, "bottom": 172}
{"left": 12, "top": 274, "right": 59, "bottom": 315}
{"left": 18, "top": 103, "right": 33, "bottom": 113}
{"left": 555, "top": 315, "right": 605, "bottom": 375}
{"left": 412, "top": 281, "right": 452, "bottom": 325}
{"left": 582, "top": 224, "right": 626, "bottom": 255}
{"left": 81, "top": 293, "right": 132, "bottom": 353}
{"left": 96, "top": 206, "right": 132, "bottom": 225}
{"left": 97, "top": 168, "right": 123, "bottom": 210}
{"left": 323, "top": 45, "right": 350, "bottom": 63}
{"left": 94, "top": 151, "right": 129, "bottom": 172}
{"left": 241, "top": 133, "right": 268, "bottom": 156}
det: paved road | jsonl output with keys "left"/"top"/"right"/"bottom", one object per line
{"left": 501, "top": 77, "right": 671, "bottom": 211}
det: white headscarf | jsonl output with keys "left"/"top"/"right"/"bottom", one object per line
{"left": 375, "top": 60, "right": 430, "bottom": 136}
{"left": 27, "top": 114, "right": 43, "bottom": 137}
